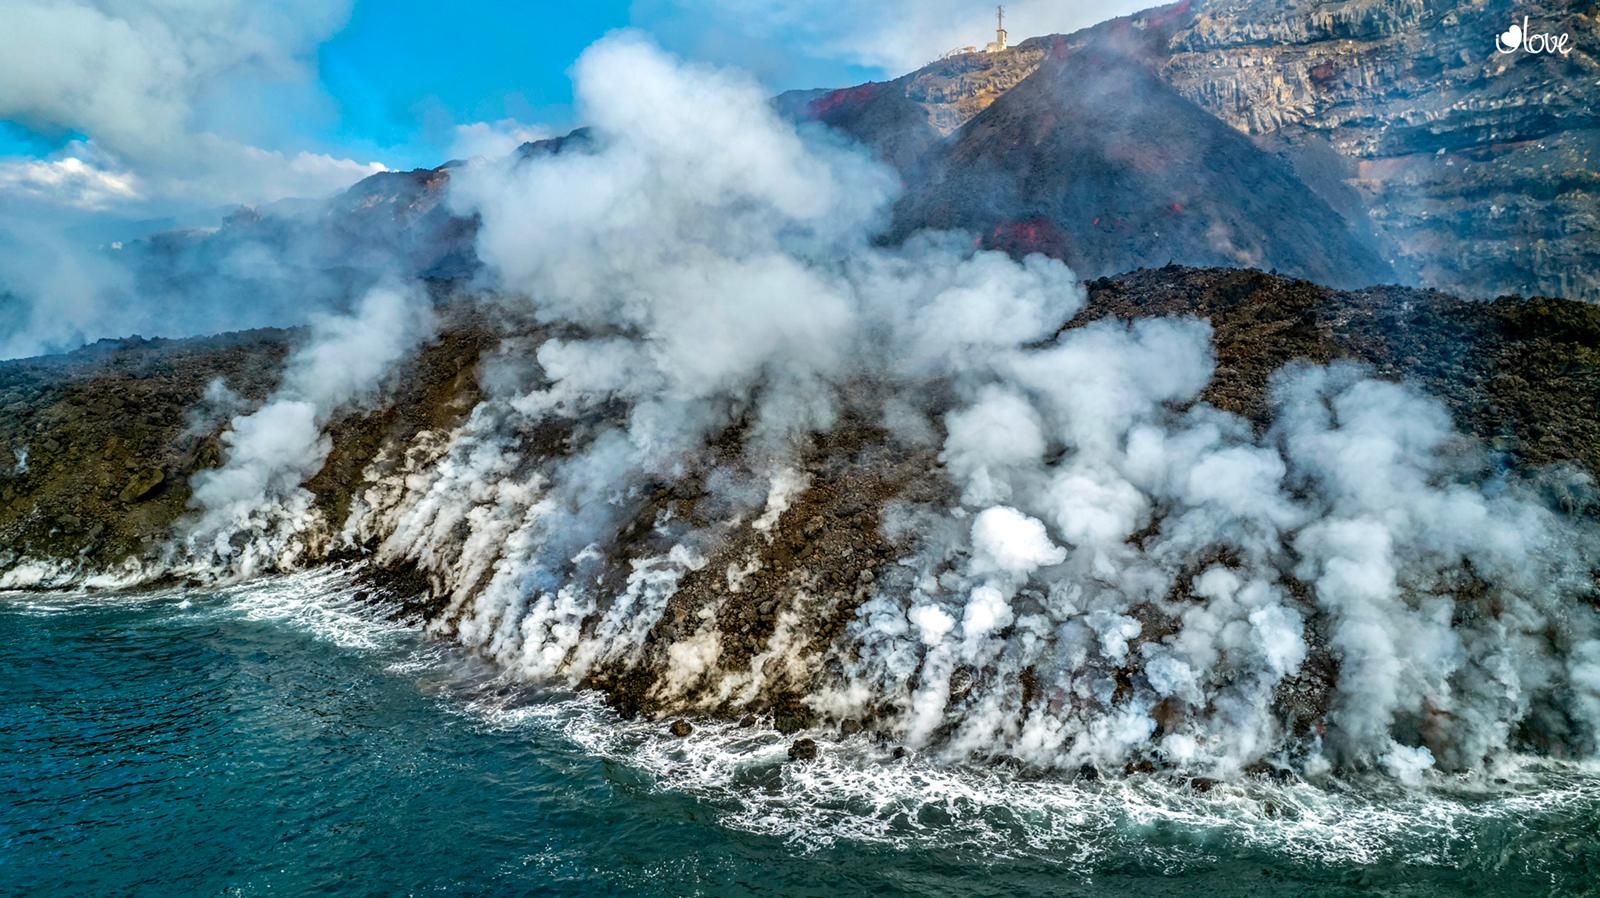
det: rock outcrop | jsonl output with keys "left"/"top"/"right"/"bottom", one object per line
{"left": 784, "top": 0, "right": 1598, "bottom": 301}
{"left": 1162, "top": 0, "right": 1600, "bottom": 302}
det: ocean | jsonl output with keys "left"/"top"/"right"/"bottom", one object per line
{"left": 3, "top": 570, "right": 1596, "bottom": 897}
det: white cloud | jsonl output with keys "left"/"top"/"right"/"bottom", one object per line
{"left": 0, "top": 153, "right": 141, "bottom": 209}
{"left": 0, "top": 0, "right": 382, "bottom": 211}
{"left": 0, "top": 0, "right": 352, "bottom": 164}
{"left": 169, "top": 136, "right": 386, "bottom": 206}
{"left": 0, "top": 135, "right": 386, "bottom": 212}
{"left": 449, "top": 119, "right": 551, "bottom": 161}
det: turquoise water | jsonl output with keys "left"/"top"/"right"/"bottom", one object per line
{"left": 4, "top": 572, "right": 1598, "bottom": 897}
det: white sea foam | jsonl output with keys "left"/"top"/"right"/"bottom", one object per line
{"left": 460, "top": 688, "right": 1600, "bottom": 869}
{"left": 204, "top": 567, "right": 413, "bottom": 651}
{"left": 16, "top": 571, "right": 1593, "bottom": 874}
{"left": 0, "top": 577, "right": 188, "bottom": 613}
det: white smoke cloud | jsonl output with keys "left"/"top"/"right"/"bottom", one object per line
{"left": 415, "top": 33, "right": 1600, "bottom": 782}
{"left": 941, "top": 387, "right": 1046, "bottom": 506}
{"left": 970, "top": 507, "right": 1066, "bottom": 577}
{"left": 0, "top": 152, "right": 142, "bottom": 210}
{"left": 0, "top": 221, "right": 136, "bottom": 360}
{"left": 417, "top": 34, "right": 1088, "bottom": 687}
{"left": 448, "top": 119, "right": 551, "bottom": 162}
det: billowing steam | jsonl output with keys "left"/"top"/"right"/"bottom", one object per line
{"left": 173, "top": 33, "right": 1600, "bottom": 781}
{"left": 185, "top": 283, "right": 435, "bottom": 577}
{"left": 309, "top": 34, "right": 1600, "bottom": 781}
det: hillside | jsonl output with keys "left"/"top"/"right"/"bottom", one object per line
{"left": 787, "top": 0, "right": 1599, "bottom": 301}
{"left": 885, "top": 43, "right": 1394, "bottom": 287}
{"left": 4, "top": 266, "right": 1596, "bottom": 582}
{"left": 103, "top": 0, "right": 1596, "bottom": 329}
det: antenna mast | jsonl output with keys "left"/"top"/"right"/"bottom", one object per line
{"left": 995, "top": 5, "right": 1008, "bottom": 51}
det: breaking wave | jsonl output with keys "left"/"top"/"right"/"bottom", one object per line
{"left": 469, "top": 688, "right": 1600, "bottom": 871}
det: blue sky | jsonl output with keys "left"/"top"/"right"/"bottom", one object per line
{"left": 0, "top": 2, "right": 652, "bottom": 165}
{"left": 0, "top": 0, "right": 887, "bottom": 178}
{"left": 314, "top": 0, "right": 889, "bottom": 169}
{"left": 316, "top": 0, "right": 646, "bottom": 168}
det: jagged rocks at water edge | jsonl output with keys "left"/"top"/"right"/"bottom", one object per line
{"left": 3, "top": 1, "right": 1599, "bottom": 895}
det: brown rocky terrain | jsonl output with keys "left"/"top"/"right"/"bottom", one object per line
{"left": 581, "top": 268, "right": 1600, "bottom": 730}
{"left": 3, "top": 265, "right": 1597, "bottom": 762}
{"left": 0, "top": 329, "right": 291, "bottom": 574}
{"left": 0, "top": 295, "right": 495, "bottom": 579}
{"left": 1161, "top": 0, "right": 1600, "bottom": 302}
{"left": 3, "top": 265, "right": 1596, "bottom": 586}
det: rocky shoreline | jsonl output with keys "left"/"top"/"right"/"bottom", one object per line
{"left": 4, "top": 266, "right": 1598, "bottom": 754}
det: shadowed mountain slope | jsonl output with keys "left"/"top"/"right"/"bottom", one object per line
{"left": 886, "top": 43, "right": 1394, "bottom": 287}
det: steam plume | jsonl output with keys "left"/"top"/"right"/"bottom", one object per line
{"left": 185, "top": 283, "right": 435, "bottom": 576}
{"left": 329, "top": 34, "right": 1600, "bottom": 780}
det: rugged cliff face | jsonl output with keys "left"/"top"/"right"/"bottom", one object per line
{"left": 1162, "top": 0, "right": 1600, "bottom": 302}
{"left": 783, "top": 0, "right": 1597, "bottom": 302}
{"left": 888, "top": 43, "right": 1395, "bottom": 288}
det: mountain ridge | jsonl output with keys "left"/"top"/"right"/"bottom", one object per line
{"left": 138, "top": 0, "right": 1590, "bottom": 314}
{"left": 784, "top": 0, "right": 1598, "bottom": 300}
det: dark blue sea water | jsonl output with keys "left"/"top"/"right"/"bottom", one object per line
{"left": 4, "top": 570, "right": 1598, "bottom": 897}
